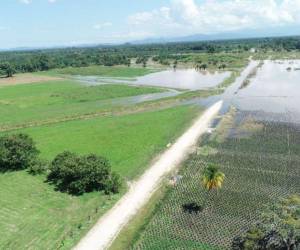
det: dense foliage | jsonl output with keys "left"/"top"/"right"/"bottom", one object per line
{"left": 0, "top": 36, "right": 299, "bottom": 75}
{"left": 0, "top": 133, "right": 39, "bottom": 171}
{"left": 47, "top": 151, "right": 121, "bottom": 195}
{"left": 232, "top": 195, "right": 300, "bottom": 250}
{"left": 0, "top": 62, "right": 15, "bottom": 77}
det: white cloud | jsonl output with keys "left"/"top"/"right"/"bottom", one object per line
{"left": 93, "top": 22, "right": 112, "bottom": 30}
{"left": 128, "top": 0, "right": 300, "bottom": 36}
{"left": 19, "top": 0, "right": 57, "bottom": 4}
{"left": 19, "top": 0, "right": 32, "bottom": 4}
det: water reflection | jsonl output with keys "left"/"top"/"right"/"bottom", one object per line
{"left": 232, "top": 60, "right": 300, "bottom": 121}
{"left": 135, "top": 69, "right": 230, "bottom": 90}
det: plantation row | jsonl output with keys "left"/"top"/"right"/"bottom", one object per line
{"left": 134, "top": 110, "right": 300, "bottom": 249}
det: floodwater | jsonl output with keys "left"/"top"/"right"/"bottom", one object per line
{"left": 74, "top": 69, "right": 231, "bottom": 91}
{"left": 73, "top": 60, "right": 300, "bottom": 122}
{"left": 135, "top": 69, "right": 230, "bottom": 90}
{"left": 72, "top": 68, "right": 230, "bottom": 107}
{"left": 232, "top": 60, "right": 300, "bottom": 122}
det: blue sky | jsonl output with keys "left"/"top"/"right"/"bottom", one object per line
{"left": 1, "top": 0, "right": 300, "bottom": 49}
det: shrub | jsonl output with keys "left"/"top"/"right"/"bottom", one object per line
{"left": 27, "top": 159, "right": 49, "bottom": 175}
{"left": 0, "top": 133, "right": 39, "bottom": 171}
{"left": 47, "top": 151, "right": 122, "bottom": 195}
{"left": 232, "top": 194, "right": 300, "bottom": 250}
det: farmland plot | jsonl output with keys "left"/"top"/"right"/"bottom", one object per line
{"left": 134, "top": 110, "right": 300, "bottom": 249}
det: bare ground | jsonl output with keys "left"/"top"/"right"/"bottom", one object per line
{"left": 0, "top": 73, "right": 63, "bottom": 86}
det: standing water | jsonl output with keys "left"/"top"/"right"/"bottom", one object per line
{"left": 135, "top": 69, "right": 231, "bottom": 90}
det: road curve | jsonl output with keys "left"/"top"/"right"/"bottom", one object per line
{"left": 74, "top": 100, "right": 223, "bottom": 250}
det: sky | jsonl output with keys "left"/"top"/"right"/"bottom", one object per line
{"left": 1, "top": 0, "right": 300, "bottom": 49}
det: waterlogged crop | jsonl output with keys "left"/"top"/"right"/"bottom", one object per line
{"left": 134, "top": 110, "right": 300, "bottom": 249}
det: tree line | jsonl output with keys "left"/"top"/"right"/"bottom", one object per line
{"left": 0, "top": 36, "right": 300, "bottom": 78}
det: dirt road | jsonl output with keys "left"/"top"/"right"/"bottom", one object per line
{"left": 74, "top": 100, "right": 223, "bottom": 250}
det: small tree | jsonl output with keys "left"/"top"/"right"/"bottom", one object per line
{"left": 201, "top": 163, "right": 225, "bottom": 192}
{"left": 173, "top": 60, "right": 178, "bottom": 71}
{"left": 48, "top": 151, "right": 121, "bottom": 195}
{"left": 0, "top": 62, "right": 15, "bottom": 78}
{"left": 0, "top": 133, "right": 39, "bottom": 171}
{"left": 143, "top": 60, "right": 147, "bottom": 68}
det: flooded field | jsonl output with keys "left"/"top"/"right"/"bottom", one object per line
{"left": 133, "top": 60, "right": 300, "bottom": 249}
{"left": 74, "top": 69, "right": 231, "bottom": 90}
{"left": 135, "top": 69, "right": 231, "bottom": 90}
{"left": 233, "top": 60, "right": 300, "bottom": 120}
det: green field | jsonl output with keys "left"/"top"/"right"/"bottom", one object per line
{"left": 47, "top": 65, "right": 156, "bottom": 77}
{"left": 7, "top": 105, "right": 200, "bottom": 178}
{"left": 133, "top": 109, "right": 300, "bottom": 249}
{"left": 0, "top": 72, "right": 206, "bottom": 250}
{"left": 0, "top": 80, "right": 163, "bottom": 129}
{"left": 0, "top": 171, "right": 122, "bottom": 250}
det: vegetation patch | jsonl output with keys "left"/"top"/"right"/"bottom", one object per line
{"left": 133, "top": 110, "right": 300, "bottom": 249}
{"left": 7, "top": 105, "right": 200, "bottom": 179}
{"left": 0, "top": 80, "right": 163, "bottom": 129}
{"left": 232, "top": 194, "right": 300, "bottom": 249}
{"left": 48, "top": 65, "right": 156, "bottom": 78}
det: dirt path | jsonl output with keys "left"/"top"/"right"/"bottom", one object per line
{"left": 73, "top": 100, "right": 223, "bottom": 250}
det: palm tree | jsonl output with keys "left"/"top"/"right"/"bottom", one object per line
{"left": 201, "top": 163, "right": 225, "bottom": 192}
{"left": 201, "top": 163, "right": 225, "bottom": 228}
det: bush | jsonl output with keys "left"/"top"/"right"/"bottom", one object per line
{"left": 27, "top": 159, "right": 49, "bottom": 175}
{"left": 232, "top": 194, "right": 300, "bottom": 250}
{"left": 47, "top": 151, "right": 122, "bottom": 195}
{"left": 0, "top": 133, "right": 39, "bottom": 171}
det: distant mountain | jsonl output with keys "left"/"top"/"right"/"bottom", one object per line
{"left": 1, "top": 26, "right": 299, "bottom": 52}
{"left": 130, "top": 26, "right": 300, "bottom": 45}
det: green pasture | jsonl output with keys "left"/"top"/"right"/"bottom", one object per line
{"left": 0, "top": 80, "right": 163, "bottom": 128}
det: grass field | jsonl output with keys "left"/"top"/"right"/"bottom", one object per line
{"left": 133, "top": 109, "right": 300, "bottom": 249}
{"left": 0, "top": 170, "right": 123, "bottom": 250}
{"left": 0, "top": 80, "right": 163, "bottom": 129}
{"left": 47, "top": 65, "right": 156, "bottom": 77}
{"left": 0, "top": 61, "right": 233, "bottom": 250}
{"left": 7, "top": 105, "right": 200, "bottom": 178}
{"left": 0, "top": 105, "right": 201, "bottom": 249}
{"left": 0, "top": 70, "right": 206, "bottom": 250}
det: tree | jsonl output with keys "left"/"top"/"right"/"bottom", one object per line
{"left": 143, "top": 60, "right": 147, "bottom": 68}
{"left": 173, "top": 60, "right": 178, "bottom": 71}
{"left": 38, "top": 54, "right": 52, "bottom": 71}
{"left": 0, "top": 62, "right": 15, "bottom": 78}
{"left": 47, "top": 151, "right": 122, "bottom": 195}
{"left": 0, "top": 134, "right": 39, "bottom": 171}
{"left": 232, "top": 194, "right": 300, "bottom": 250}
{"left": 201, "top": 163, "right": 225, "bottom": 192}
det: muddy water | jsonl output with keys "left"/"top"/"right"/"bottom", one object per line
{"left": 135, "top": 69, "right": 230, "bottom": 90}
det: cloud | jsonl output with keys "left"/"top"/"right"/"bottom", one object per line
{"left": 128, "top": 0, "right": 300, "bottom": 36}
{"left": 19, "top": 0, "right": 32, "bottom": 4}
{"left": 0, "top": 26, "right": 9, "bottom": 31}
{"left": 19, "top": 0, "right": 57, "bottom": 4}
{"left": 93, "top": 22, "right": 112, "bottom": 30}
